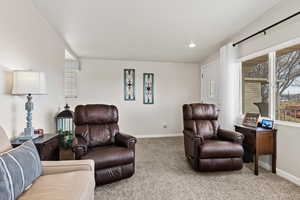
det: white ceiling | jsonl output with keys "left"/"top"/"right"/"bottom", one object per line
{"left": 33, "top": 0, "right": 281, "bottom": 63}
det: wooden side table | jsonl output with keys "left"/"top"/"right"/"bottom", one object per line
{"left": 234, "top": 125, "right": 277, "bottom": 175}
{"left": 11, "top": 134, "right": 59, "bottom": 161}
{"left": 59, "top": 147, "right": 75, "bottom": 160}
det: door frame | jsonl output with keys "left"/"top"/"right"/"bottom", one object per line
{"left": 200, "top": 60, "right": 218, "bottom": 103}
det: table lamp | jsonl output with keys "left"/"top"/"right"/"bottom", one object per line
{"left": 12, "top": 71, "right": 47, "bottom": 140}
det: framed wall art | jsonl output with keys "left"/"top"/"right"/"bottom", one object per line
{"left": 143, "top": 73, "right": 154, "bottom": 104}
{"left": 124, "top": 69, "right": 135, "bottom": 101}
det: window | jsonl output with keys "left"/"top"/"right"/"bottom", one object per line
{"left": 276, "top": 44, "right": 300, "bottom": 123}
{"left": 241, "top": 42, "right": 300, "bottom": 124}
{"left": 64, "top": 60, "right": 80, "bottom": 99}
{"left": 242, "top": 55, "right": 269, "bottom": 117}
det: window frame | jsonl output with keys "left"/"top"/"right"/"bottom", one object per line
{"left": 238, "top": 37, "right": 300, "bottom": 126}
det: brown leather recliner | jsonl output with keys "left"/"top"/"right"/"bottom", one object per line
{"left": 182, "top": 103, "right": 244, "bottom": 171}
{"left": 72, "top": 104, "right": 137, "bottom": 185}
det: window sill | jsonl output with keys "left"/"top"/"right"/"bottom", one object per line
{"left": 239, "top": 115, "right": 300, "bottom": 128}
{"left": 274, "top": 120, "right": 300, "bottom": 128}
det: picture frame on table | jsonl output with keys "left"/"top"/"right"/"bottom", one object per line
{"left": 242, "top": 113, "right": 260, "bottom": 127}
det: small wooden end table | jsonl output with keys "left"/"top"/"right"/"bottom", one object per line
{"left": 59, "top": 147, "right": 75, "bottom": 160}
{"left": 234, "top": 125, "right": 277, "bottom": 175}
{"left": 11, "top": 134, "right": 59, "bottom": 161}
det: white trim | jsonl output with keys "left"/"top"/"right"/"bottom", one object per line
{"left": 277, "top": 168, "right": 300, "bottom": 186}
{"left": 200, "top": 60, "right": 219, "bottom": 103}
{"left": 135, "top": 133, "right": 182, "bottom": 138}
{"left": 238, "top": 36, "right": 300, "bottom": 62}
{"left": 275, "top": 120, "right": 300, "bottom": 128}
{"left": 65, "top": 49, "right": 77, "bottom": 60}
{"left": 200, "top": 64, "right": 205, "bottom": 103}
{"left": 238, "top": 62, "right": 243, "bottom": 116}
{"left": 269, "top": 52, "right": 276, "bottom": 120}
{"left": 258, "top": 161, "right": 300, "bottom": 186}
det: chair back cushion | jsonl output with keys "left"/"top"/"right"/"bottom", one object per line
{"left": 0, "top": 140, "right": 42, "bottom": 200}
{"left": 0, "top": 126, "right": 12, "bottom": 153}
{"left": 183, "top": 104, "right": 219, "bottom": 139}
{"left": 74, "top": 104, "right": 119, "bottom": 147}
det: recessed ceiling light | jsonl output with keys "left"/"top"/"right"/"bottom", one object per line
{"left": 188, "top": 41, "right": 196, "bottom": 48}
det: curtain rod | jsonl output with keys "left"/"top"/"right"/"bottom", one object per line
{"left": 233, "top": 11, "right": 300, "bottom": 47}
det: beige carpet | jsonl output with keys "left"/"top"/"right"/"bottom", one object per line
{"left": 95, "top": 137, "right": 300, "bottom": 200}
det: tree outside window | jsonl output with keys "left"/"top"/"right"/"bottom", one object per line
{"left": 242, "top": 55, "right": 269, "bottom": 117}
{"left": 276, "top": 44, "right": 300, "bottom": 123}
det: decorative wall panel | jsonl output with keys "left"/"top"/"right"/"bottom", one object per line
{"left": 143, "top": 73, "right": 154, "bottom": 104}
{"left": 124, "top": 69, "right": 135, "bottom": 101}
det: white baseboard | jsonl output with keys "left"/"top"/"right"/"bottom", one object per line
{"left": 135, "top": 133, "right": 182, "bottom": 138}
{"left": 277, "top": 168, "right": 300, "bottom": 186}
{"left": 259, "top": 161, "right": 300, "bottom": 186}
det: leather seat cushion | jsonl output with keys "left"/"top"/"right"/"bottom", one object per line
{"left": 81, "top": 145, "right": 134, "bottom": 170}
{"left": 199, "top": 140, "right": 243, "bottom": 159}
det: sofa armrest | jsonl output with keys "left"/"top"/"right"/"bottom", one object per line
{"left": 115, "top": 132, "right": 137, "bottom": 149}
{"left": 72, "top": 136, "right": 88, "bottom": 159}
{"left": 42, "top": 160, "right": 95, "bottom": 176}
{"left": 217, "top": 128, "right": 244, "bottom": 144}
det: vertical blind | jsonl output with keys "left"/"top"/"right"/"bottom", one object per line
{"left": 64, "top": 60, "right": 80, "bottom": 98}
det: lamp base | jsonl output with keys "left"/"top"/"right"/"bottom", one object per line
{"left": 19, "top": 134, "right": 40, "bottom": 141}
{"left": 19, "top": 127, "right": 39, "bottom": 141}
{"left": 24, "top": 126, "right": 34, "bottom": 135}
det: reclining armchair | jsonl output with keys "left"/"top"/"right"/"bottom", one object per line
{"left": 72, "top": 104, "right": 137, "bottom": 185}
{"left": 182, "top": 103, "right": 244, "bottom": 171}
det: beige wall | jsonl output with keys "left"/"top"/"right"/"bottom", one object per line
{"left": 200, "top": 0, "right": 300, "bottom": 184}
{"left": 276, "top": 124, "right": 300, "bottom": 179}
{"left": 200, "top": 51, "right": 220, "bottom": 66}
{"left": 68, "top": 59, "right": 201, "bottom": 137}
{"left": 0, "top": 0, "right": 65, "bottom": 138}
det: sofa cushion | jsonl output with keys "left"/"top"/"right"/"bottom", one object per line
{"left": 81, "top": 145, "right": 134, "bottom": 170}
{"left": 18, "top": 171, "right": 94, "bottom": 200}
{"left": 0, "top": 126, "right": 12, "bottom": 153}
{"left": 0, "top": 140, "right": 42, "bottom": 200}
{"left": 199, "top": 140, "right": 244, "bottom": 159}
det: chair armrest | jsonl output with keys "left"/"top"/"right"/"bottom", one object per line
{"left": 183, "top": 130, "right": 204, "bottom": 169}
{"left": 217, "top": 128, "right": 244, "bottom": 144}
{"left": 115, "top": 132, "right": 137, "bottom": 149}
{"left": 42, "top": 160, "right": 95, "bottom": 175}
{"left": 183, "top": 130, "right": 204, "bottom": 145}
{"left": 72, "top": 136, "right": 88, "bottom": 159}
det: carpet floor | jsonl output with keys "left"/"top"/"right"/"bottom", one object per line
{"left": 95, "top": 137, "right": 300, "bottom": 200}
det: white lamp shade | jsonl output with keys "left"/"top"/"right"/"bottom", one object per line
{"left": 12, "top": 71, "right": 47, "bottom": 95}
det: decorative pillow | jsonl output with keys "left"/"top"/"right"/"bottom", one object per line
{"left": 0, "top": 140, "right": 42, "bottom": 200}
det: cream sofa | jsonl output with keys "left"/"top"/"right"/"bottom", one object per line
{"left": 0, "top": 126, "right": 95, "bottom": 200}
